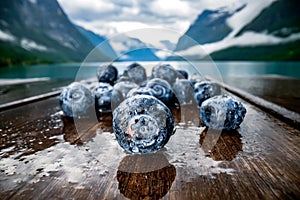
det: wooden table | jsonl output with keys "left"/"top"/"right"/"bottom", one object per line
{"left": 0, "top": 83, "right": 299, "bottom": 200}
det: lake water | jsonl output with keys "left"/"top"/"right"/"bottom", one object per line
{"left": 0, "top": 61, "right": 300, "bottom": 80}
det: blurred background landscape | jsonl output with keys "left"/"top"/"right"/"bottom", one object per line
{"left": 0, "top": 0, "right": 300, "bottom": 113}
{"left": 0, "top": 0, "right": 299, "bottom": 66}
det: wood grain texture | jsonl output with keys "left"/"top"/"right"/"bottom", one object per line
{"left": 0, "top": 94, "right": 299, "bottom": 200}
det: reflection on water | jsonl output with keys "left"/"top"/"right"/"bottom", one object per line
{"left": 1, "top": 61, "right": 300, "bottom": 79}
{"left": 216, "top": 61, "right": 300, "bottom": 79}
{"left": 200, "top": 128, "right": 243, "bottom": 161}
{"left": 117, "top": 152, "right": 176, "bottom": 200}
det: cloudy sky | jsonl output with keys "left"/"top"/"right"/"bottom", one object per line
{"left": 57, "top": 0, "right": 245, "bottom": 43}
{"left": 57, "top": 0, "right": 299, "bottom": 59}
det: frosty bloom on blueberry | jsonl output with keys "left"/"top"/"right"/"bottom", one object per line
{"left": 113, "top": 80, "right": 138, "bottom": 99}
{"left": 126, "top": 87, "right": 155, "bottom": 98}
{"left": 93, "top": 82, "right": 114, "bottom": 112}
{"left": 194, "top": 81, "right": 221, "bottom": 106}
{"left": 97, "top": 64, "right": 118, "bottom": 85}
{"left": 59, "top": 82, "right": 94, "bottom": 118}
{"left": 124, "top": 63, "right": 147, "bottom": 86}
{"left": 151, "top": 64, "right": 178, "bottom": 85}
{"left": 146, "top": 78, "right": 174, "bottom": 104}
{"left": 200, "top": 94, "right": 247, "bottom": 130}
{"left": 176, "top": 69, "right": 189, "bottom": 79}
{"left": 113, "top": 95, "right": 175, "bottom": 154}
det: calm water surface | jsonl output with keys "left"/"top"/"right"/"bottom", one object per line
{"left": 0, "top": 61, "right": 300, "bottom": 80}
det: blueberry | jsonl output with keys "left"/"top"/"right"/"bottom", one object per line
{"left": 146, "top": 78, "right": 174, "bottom": 104}
{"left": 194, "top": 81, "right": 221, "bottom": 106}
{"left": 93, "top": 82, "right": 113, "bottom": 95}
{"left": 172, "top": 79, "right": 195, "bottom": 105}
{"left": 151, "top": 64, "right": 177, "bottom": 85}
{"left": 111, "top": 89, "right": 125, "bottom": 111}
{"left": 80, "top": 80, "right": 99, "bottom": 91}
{"left": 115, "top": 75, "right": 131, "bottom": 83}
{"left": 113, "top": 95, "right": 175, "bottom": 154}
{"left": 200, "top": 94, "right": 247, "bottom": 130}
{"left": 126, "top": 87, "right": 155, "bottom": 98}
{"left": 59, "top": 82, "right": 94, "bottom": 118}
{"left": 97, "top": 64, "right": 118, "bottom": 85}
{"left": 93, "top": 82, "right": 114, "bottom": 112}
{"left": 189, "top": 75, "right": 205, "bottom": 86}
{"left": 124, "top": 63, "right": 147, "bottom": 85}
{"left": 176, "top": 69, "right": 189, "bottom": 79}
{"left": 113, "top": 80, "right": 138, "bottom": 99}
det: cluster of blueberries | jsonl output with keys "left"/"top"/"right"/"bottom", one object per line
{"left": 59, "top": 63, "right": 246, "bottom": 154}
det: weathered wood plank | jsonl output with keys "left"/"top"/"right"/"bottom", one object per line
{"left": 0, "top": 93, "right": 299, "bottom": 200}
{"left": 0, "top": 90, "right": 61, "bottom": 112}
{"left": 0, "top": 79, "right": 72, "bottom": 105}
{"left": 222, "top": 76, "right": 300, "bottom": 114}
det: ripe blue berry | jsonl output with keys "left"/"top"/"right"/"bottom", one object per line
{"left": 151, "top": 64, "right": 177, "bottom": 85}
{"left": 146, "top": 78, "right": 173, "bottom": 104}
{"left": 113, "top": 95, "right": 175, "bottom": 154}
{"left": 176, "top": 69, "right": 189, "bottom": 79}
{"left": 194, "top": 81, "right": 221, "bottom": 106}
{"left": 127, "top": 87, "right": 155, "bottom": 98}
{"left": 124, "top": 63, "right": 147, "bottom": 85}
{"left": 113, "top": 80, "right": 138, "bottom": 99}
{"left": 97, "top": 64, "right": 118, "bottom": 85}
{"left": 93, "top": 82, "right": 114, "bottom": 112}
{"left": 200, "top": 94, "right": 247, "bottom": 130}
{"left": 59, "top": 82, "right": 94, "bottom": 118}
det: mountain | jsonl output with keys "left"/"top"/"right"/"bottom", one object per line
{"left": 76, "top": 25, "right": 118, "bottom": 60}
{"left": 175, "top": 5, "right": 246, "bottom": 51}
{"left": 0, "top": 0, "right": 109, "bottom": 67}
{"left": 173, "top": 0, "right": 300, "bottom": 61}
{"left": 236, "top": 0, "right": 300, "bottom": 38}
{"left": 110, "top": 35, "right": 160, "bottom": 61}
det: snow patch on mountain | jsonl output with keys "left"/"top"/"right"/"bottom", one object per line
{"left": 28, "top": 0, "right": 37, "bottom": 4}
{"left": 20, "top": 38, "right": 48, "bottom": 51}
{"left": 0, "top": 30, "right": 16, "bottom": 42}
{"left": 226, "top": 0, "right": 277, "bottom": 38}
{"left": 174, "top": 0, "right": 286, "bottom": 58}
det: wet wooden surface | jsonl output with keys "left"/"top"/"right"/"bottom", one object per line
{"left": 0, "top": 91, "right": 300, "bottom": 199}
{"left": 223, "top": 75, "right": 300, "bottom": 114}
{"left": 0, "top": 79, "right": 72, "bottom": 105}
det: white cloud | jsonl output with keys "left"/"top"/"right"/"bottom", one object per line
{"left": 28, "top": 0, "right": 37, "bottom": 4}
{"left": 154, "top": 49, "right": 174, "bottom": 59}
{"left": 149, "top": 0, "right": 190, "bottom": 17}
{"left": 57, "top": 0, "right": 116, "bottom": 20}
{"left": 177, "top": 32, "right": 300, "bottom": 58}
{"left": 57, "top": 0, "right": 205, "bottom": 42}
{"left": 57, "top": 0, "right": 281, "bottom": 52}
